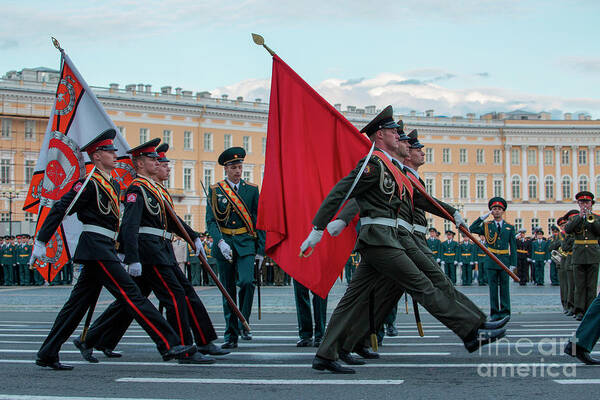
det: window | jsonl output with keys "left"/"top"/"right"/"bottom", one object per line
{"left": 596, "top": 150, "right": 600, "bottom": 165}
{"left": 261, "top": 137, "right": 267, "bottom": 156}
{"left": 442, "top": 178, "right": 452, "bottom": 199}
{"left": 531, "top": 218, "right": 539, "bottom": 232}
{"left": 0, "top": 159, "right": 10, "bottom": 184}
{"left": 547, "top": 218, "right": 556, "bottom": 234}
{"left": 528, "top": 176, "right": 538, "bottom": 199}
{"left": 203, "top": 133, "right": 213, "bottom": 152}
{"left": 0, "top": 212, "right": 8, "bottom": 222}
{"left": 527, "top": 149, "right": 536, "bottom": 166}
{"left": 183, "top": 167, "right": 193, "bottom": 191}
{"left": 562, "top": 176, "right": 571, "bottom": 199}
{"left": 425, "top": 178, "right": 434, "bottom": 195}
{"left": 184, "top": 214, "right": 192, "bottom": 226}
{"left": 163, "top": 174, "right": 170, "bottom": 189}
{"left": 139, "top": 128, "right": 148, "bottom": 144}
{"left": 425, "top": 148, "right": 434, "bottom": 163}
{"left": 24, "top": 160, "right": 34, "bottom": 182}
{"left": 1, "top": 119, "right": 12, "bottom": 138}
{"left": 203, "top": 168, "right": 214, "bottom": 190}
{"left": 163, "top": 130, "right": 172, "bottom": 147}
{"left": 511, "top": 148, "right": 520, "bottom": 165}
{"left": 579, "top": 176, "right": 589, "bottom": 192}
{"left": 579, "top": 149, "right": 588, "bottom": 165}
{"left": 443, "top": 220, "right": 452, "bottom": 234}
{"left": 596, "top": 176, "right": 600, "bottom": 198}
{"left": 561, "top": 149, "right": 570, "bottom": 165}
{"left": 442, "top": 148, "right": 450, "bottom": 164}
{"left": 116, "top": 126, "right": 125, "bottom": 135}
{"left": 224, "top": 134, "right": 232, "bottom": 149}
{"left": 493, "top": 149, "right": 501, "bottom": 165}
{"left": 459, "top": 178, "right": 468, "bottom": 199}
{"left": 476, "top": 149, "right": 484, "bottom": 164}
{"left": 515, "top": 218, "right": 523, "bottom": 231}
{"left": 24, "top": 212, "right": 35, "bottom": 222}
{"left": 25, "top": 120, "right": 35, "bottom": 140}
{"left": 459, "top": 149, "right": 467, "bottom": 164}
{"left": 184, "top": 131, "right": 192, "bottom": 150}
{"left": 476, "top": 179, "right": 485, "bottom": 200}
{"left": 544, "top": 149, "right": 553, "bottom": 165}
{"left": 427, "top": 217, "right": 434, "bottom": 229}
{"left": 493, "top": 179, "right": 503, "bottom": 197}
{"left": 242, "top": 136, "right": 251, "bottom": 153}
{"left": 511, "top": 176, "right": 521, "bottom": 199}
{"left": 545, "top": 176, "right": 554, "bottom": 199}
{"left": 243, "top": 169, "right": 253, "bottom": 182}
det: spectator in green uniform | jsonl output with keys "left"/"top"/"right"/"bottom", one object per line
{"left": 476, "top": 234, "right": 488, "bottom": 286}
{"left": 427, "top": 228, "right": 442, "bottom": 265}
{"left": 293, "top": 279, "right": 328, "bottom": 348}
{"left": 459, "top": 234, "right": 475, "bottom": 286}
{"left": 531, "top": 228, "right": 550, "bottom": 286}
{"left": 548, "top": 225, "right": 562, "bottom": 286}
{"left": 16, "top": 235, "right": 32, "bottom": 285}
{"left": 440, "top": 230, "right": 458, "bottom": 284}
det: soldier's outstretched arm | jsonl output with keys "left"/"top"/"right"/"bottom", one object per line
{"left": 469, "top": 217, "right": 485, "bottom": 235}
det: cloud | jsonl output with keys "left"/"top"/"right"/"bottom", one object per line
{"left": 560, "top": 56, "right": 600, "bottom": 75}
{"left": 210, "top": 70, "right": 600, "bottom": 118}
{"left": 0, "top": 39, "right": 18, "bottom": 50}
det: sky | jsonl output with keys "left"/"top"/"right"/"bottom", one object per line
{"left": 2, "top": 0, "right": 599, "bottom": 119}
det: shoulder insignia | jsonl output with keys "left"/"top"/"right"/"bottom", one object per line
{"left": 126, "top": 193, "right": 137, "bottom": 203}
{"left": 73, "top": 182, "right": 83, "bottom": 192}
{"left": 364, "top": 164, "right": 372, "bottom": 175}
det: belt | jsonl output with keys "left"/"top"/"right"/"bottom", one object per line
{"left": 462, "top": 253, "right": 471, "bottom": 256}
{"left": 360, "top": 217, "right": 413, "bottom": 232}
{"left": 574, "top": 240, "right": 598, "bottom": 245}
{"left": 220, "top": 227, "right": 248, "bottom": 236}
{"left": 82, "top": 224, "right": 118, "bottom": 240}
{"left": 534, "top": 251, "right": 546, "bottom": 254}
{"left": 478, "top": 253, "right": 485, "bottom": 257}
{"left": 139, "top": 226, "right": 174, "bottom": 240}
{"left": 413, "top": 224, "right": 427, "bottom": 234}
{"left": 488, "top": 248, "right": 509, "bottom": 255}
{"left": 431, "top": 250, "right": 438, "bottom": 254}
{"left": 567, "top": 251, "right": 573, "bottom": 255}
{"left": 517, "top": 249, "right": 528, "bottom": 254}
{"left": 443, "top": 253, "right": 455, "bottom": 256}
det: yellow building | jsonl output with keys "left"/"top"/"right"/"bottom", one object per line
{"left": 1, "top": 67, "right": 599, "bottom": 237}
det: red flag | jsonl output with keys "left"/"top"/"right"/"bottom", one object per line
{"left": 257, "top": 55, "right": 371, "bottom": 298}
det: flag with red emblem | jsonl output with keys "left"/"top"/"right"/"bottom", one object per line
{"left": 22, "top": 47, "right": 134, "bottom": 282}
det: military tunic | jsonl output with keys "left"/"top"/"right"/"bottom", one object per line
{"left": 475, "top": 240, "right": 489, "bottom": 286}
{"left": 531, "top": 239, "right": 549, "bottom": 285}
{"left": 440, "top": 239, "right": 459, "bottom": 284}
{"left": 548, "top": 233, "right": 562, "bottom": 286}
{"left": 458, "top": 241, "right": 476, "bottom": 286}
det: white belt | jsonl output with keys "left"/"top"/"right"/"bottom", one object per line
{"left": 82, "top": 224, "right": 118, "bottom": 240}
{"left": 139, "top": 226, "right": 174, "bottom": 240}
{"left": 360, "top": 217, "right": 413, "bottom": 232}
{"left": 413, "top": 224, "right": 428, "bottom": 234}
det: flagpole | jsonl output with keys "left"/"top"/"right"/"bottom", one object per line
{"left": 251, "top": 34, "right": 276, "bottom": 56}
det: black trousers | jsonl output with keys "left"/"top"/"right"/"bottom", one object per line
{"left": 37, "top": 260, "right": 180, "bottom": 362}
{"left": 86, "top": 263, "right": 216, "bottom": 351}
{"left": 516, "top": 257, "right": 529, "bottom": 284}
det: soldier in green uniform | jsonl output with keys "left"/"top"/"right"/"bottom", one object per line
{"left": 2, "top": 236, "right": 16, "bottom": 286}
{"left": 203, "top": 236, "right": 216, "bottom": 286}
{"left": 344, "top": 252, "right": 360, "bottom": 284}
{"left": 555, "top": 217, "right": 569, "bottom": 312}
{"left": 206, "top": 147, "right": 266, "bottom": 349}
{"left": 293, "top": 279, "right": 328, "bottom": 348}
{"left": 564, "top": 292, "right": 600, "bottom": 365}
{"left": 16, "top": 235, "right": 32, "bottom": 285}
{"left": 440, "top": 230, "right": 458, "bottom": 284}
{"left": 188, "top": 244, "right": 202, "bottom": 285}
{"left": 562, "top": 210, "right": 578, "bottom": 316}
{"left": 564, "top": 191, "right": 600, "bottom": 321}
{"left": 458, "top": 234, "right": 475, "bottom": 286}
{"left": 470, "top": 197, "right": 517, "bottom": 321}
{"left": 548, "top": 225, "right": 562, "bottom": 286}
{"left": 427, "top": 228, "right": 442, "bottom": 265}
{"left": 530, "top": 228, "right": 550, "bottom": 286}
{"left": 476, "top": 234, "right": 488, "bottom": 286}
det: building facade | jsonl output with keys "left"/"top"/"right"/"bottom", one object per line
{"left": 1, "top": 68, "right": 599, "bottom": 236}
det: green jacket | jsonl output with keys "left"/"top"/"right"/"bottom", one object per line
{"left": 564, "top": 214, "right": 600, "bottom": 264}
{"left": 458, "top": 241, "right": 476, "bottom": 264}
{"left": 1, "top": 244, "right": 15, "bottom": 266}
{"left": 427, "top": 237, "right": 442, "bottom": 259}
{"left": 475, "top": 240, "right": 488, "bottom": 266}
{"left": 206, "top": 179, "right": 266, "bottom": 261}
{"left": 530, "top": 239, "right": 549, "bottom": 262}
{"left": 469, "top": 218, "right": 517, "bottom": 269}
{"left": 561, "top": 233, "right": 574, "bottom": 271}
{"left": 440, "top": 240, "right": 458, "bottom": 264}
{"left": 16, "top": 244, "right": 31, "bottom": 265}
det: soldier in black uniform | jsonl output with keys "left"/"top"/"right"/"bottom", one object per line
{"left": 33, "top": 130, "right": 194, "bottom": 370}
{"left": 77, "top": 140, "right": 221, "bottom": 364}
{"left": 515, "top": 229, "right": 531, "bottom": 285}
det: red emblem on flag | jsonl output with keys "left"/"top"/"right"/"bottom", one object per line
{"left": 127, "top": 193, "right": 137, "bottom": 203}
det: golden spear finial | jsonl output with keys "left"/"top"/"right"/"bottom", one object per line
{"left": 251, "top": 33, "right": 276, "bottom": 57}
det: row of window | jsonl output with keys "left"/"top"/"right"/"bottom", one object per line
{"left": 1, "top": 119, "right": 38, "bottom": 140}
{"left": 161, "top": 166, "right": 260, "bottom": 192}
{"left": 425, "top": 147, "right": 600, "bottom": 166}
{"left": 136, "top": 127, "right": 267, "bottom": 155}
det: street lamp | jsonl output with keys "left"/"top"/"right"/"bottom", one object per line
{"left": 1, "top": 190, "right": 21, "bottom": 236}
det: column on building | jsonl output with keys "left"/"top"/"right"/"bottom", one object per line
{"left": 505, "top": 144, "right": 512, "bottom": 201}
{"left": 521, "top": 145, "right": 528, "bottom": 201}
{"left": 538, "top": 145, "right": 545, "bottom": 201}
{"left": 572, "top": 145, "right": 578, "bottom": 199}
{"left": 555, "top": 145, "right": 562, "bottom": 201}
{"left": 590, "top": 146, "right": 596, "bottom": 196}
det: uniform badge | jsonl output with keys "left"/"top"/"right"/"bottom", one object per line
{"left": 73, "top": 182, "right": 83, "bottom": 192}
{"left": 364, "top": 165, "right": 372, "bottom": 175}
{"left": 127, "top": 193, "right": 137, "bottom": 203}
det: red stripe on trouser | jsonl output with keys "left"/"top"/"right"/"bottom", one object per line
{"left": 185, "top": 296, "right": 207, "bottom": 344}
{"left": 98, "top": 261, "right": 170, "bottom": 350}
{"left": 153, "top": 266, "right": 185, "bottom": 345}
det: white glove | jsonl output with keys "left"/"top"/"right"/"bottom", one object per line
{"left": 436, "top": 258, "right": 441, "bottom": 263}
{"left": 117, "top": 253, "right": 125, "bottom": 262}
{"left": 29, "top": 240, "right": 47, "bottom": 265}
{"left": 527, "top": 258, "right": 533, "bottom": 262}
{"left": 440, "top": 261, "right": 445, "bottom": 265}
{"left": 326, "top": 219, "right": 347, "bottom": 237}
{"left": 127, "top": 262, "right": 142, "bottom": 277}
{"left": 458, "top": 262, "right": 463, "bottom": 267}
{"left": 194, "top": 237, "right": 207, "bottom": 258}
{"left": 480, "top": 211, "right": 491, "bottom": 220}
{"left": 470, "top": 261, "right": 474, "bottom": 265}
{"left": 218, "top": 239, "right": 233, "bottom": 262}
{"left": 300, "top": 228, "right": 324, "bottom": 256}
{"left": 453, "top": 211, "right": 468, "bottom": 231}
{"left": 454, "top": 261, "right": 458, "bottom": 265}
{"left": 255, "top": 254, "right": 264, "bottom": 267}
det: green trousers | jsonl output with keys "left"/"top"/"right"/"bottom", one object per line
{"left": 573, "top": 264, "right": 599, "bottom": 315}
{"left": 461, "top": 263, "right": 473, "bottom": 285}
{"left": 190, "top": 264, "right": 202, "bottom": 285}
{"left": 293, "top": 279, "right": 327, "bottom": 341}
{"left": 550, "top": 261, "right": 559, "bottom": 285}
{"left": 557, "top": 267, "right": 568, "bottom": 310}
{"left": 2, "top": 265, "right": 14, "bottom": 286}
{"left": 478, "top": 261, "right": 487, "bottom": 285}
{"left": 486, "top": 268, "right": 510, "bottom": 320}
{"left": 443, "top": 262, "right": 457, "bottom": 284}
{"left": 533, "top": 260, "right": 545, "bottom": 285}
{"left": 217, "top": 254, "right": 255, "bottom": 342}
{"left": 573, "top": 292, "right": 600, "bottom": 352}
{"left": 566, "top": 267, "right": 575, "bottom": 312}
{"left": 18, "top": 264, "right": 30, "bottom": 285}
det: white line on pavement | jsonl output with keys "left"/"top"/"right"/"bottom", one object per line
{"left": 0, "top": 349, "right": 450, "bottom": 356}
{"left": 0, "top": 395, "right": 187, "bottom": 400}
{"left": 554, "top": 379, "right": 600, "bottom": 384}
{"left": 116, "top": 377, "right": 404, "bottom": 385}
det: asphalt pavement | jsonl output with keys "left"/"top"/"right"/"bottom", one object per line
{"left": 0, "top": 281, "right": 598, "bottom": 400}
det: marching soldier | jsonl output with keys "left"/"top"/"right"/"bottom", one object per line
{"left": 548, "top": 225, "right": 562, "bottom": 286}
{"left": 427, "top": 228, "right": 442, "bottom": 265}
{"left": 469, "top": 197, "right": 517, "bottom": 321}
{"left": 33, "top": 130, "right": 195, "bottom": 370}
{"left": 531, "top": 228, "right": 549, "bottom": 286}
{"left": 206, "top": 147, "right": 266, "bottom": 349}
{"left": 475, "top": 234, "right": 488, "bottom": 286}
{"left": 440, "top": 230, "right": 458, "bottom": 284}
{"left": 555, "top": 217, "right": 569, "bottom": 312}
{"left": 515, "top": 228, "right": 531, "bottom": 285}
{"left": 564, "top": 293, "right": 600, "bottom": 365}
{"left": 564, "top": 191, "right": 600, "bottom": 320}
{"left": 563, "top": 210, "right": 578, "bottom": 316}
{"left": 293, "top": 279, "right": 328, "bottom": 348}
{"left": 458, "top": 234, "right": 475, "bottom": 286}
